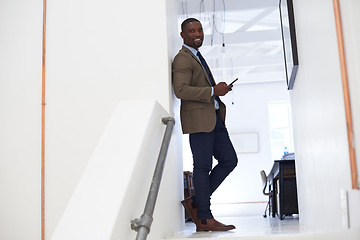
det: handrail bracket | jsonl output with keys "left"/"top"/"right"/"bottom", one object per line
{"left": 130, "top": 213, "right": 153, "bottom": 233}
{"left": 162, "top": 117, "right": 175, "bottom": 125}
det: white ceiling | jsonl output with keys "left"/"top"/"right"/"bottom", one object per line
{"left": 177, "top": 0, "right": 285, "bottom": 85}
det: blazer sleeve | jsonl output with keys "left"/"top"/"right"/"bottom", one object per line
{"left": 172, "top": 51, "right": 212, "bottom": 103}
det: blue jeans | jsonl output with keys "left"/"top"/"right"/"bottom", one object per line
{"left": 189, "top": 114, "right": 238, "bottom": 219}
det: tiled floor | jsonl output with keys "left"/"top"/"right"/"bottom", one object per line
{"left": 167, "top": 215, "right": 315, "bottom": 239}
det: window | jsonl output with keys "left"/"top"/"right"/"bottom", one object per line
{"left": 268, "top": 101, "right": 294, "bottom": 160}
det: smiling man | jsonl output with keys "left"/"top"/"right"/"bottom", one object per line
{"left": 172, "top": 18, "right": 238, "bottom": 232}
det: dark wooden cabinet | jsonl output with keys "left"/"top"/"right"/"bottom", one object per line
{"left": 268, "top": 160, "right": 299, "bottom": 220}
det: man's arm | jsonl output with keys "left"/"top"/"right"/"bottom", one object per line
{"left": 172, "top": 54, "right": 212, "bottom": 102}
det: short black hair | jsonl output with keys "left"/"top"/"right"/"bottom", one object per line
{"left": 181, "top": 18, "right": 200, "bottom": 32}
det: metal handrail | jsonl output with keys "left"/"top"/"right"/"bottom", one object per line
{"left": 130, "top": 117, "right": 175, "bottom": 240}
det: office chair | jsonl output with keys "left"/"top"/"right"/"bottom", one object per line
{"left": 260, "top": 170, "right": 273, "bottom": 218}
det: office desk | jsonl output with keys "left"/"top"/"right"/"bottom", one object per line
{"left": 268, "top": 159, "right": 298, "bottom": 220}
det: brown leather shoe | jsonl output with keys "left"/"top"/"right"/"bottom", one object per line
{"left": 181, "top": 197, "right": 198, "bottom": 224}
{"left": 196, "top": 218, "right": 236, "bottom": 232}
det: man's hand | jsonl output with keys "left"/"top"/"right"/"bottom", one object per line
{"left": 213, "top": 82, "right": 233, "bottom": 96}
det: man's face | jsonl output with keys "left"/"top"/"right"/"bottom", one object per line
{"left": 181, "top": 21, "right": 204, "bottom": 50}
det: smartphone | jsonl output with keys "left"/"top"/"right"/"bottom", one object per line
{"left": 229, "top": 78, "right": 238, "bottom": 85}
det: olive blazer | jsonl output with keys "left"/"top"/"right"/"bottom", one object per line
{"left": 172, "top": 46, "right": 226, "bottom": 134}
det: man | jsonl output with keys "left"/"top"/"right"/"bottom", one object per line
{"left": 172, "top": 18, "right": 238, "bottom": 232}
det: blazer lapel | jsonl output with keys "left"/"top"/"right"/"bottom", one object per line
{"left": 182, "top": 46, "right": 214, "bottom": 87}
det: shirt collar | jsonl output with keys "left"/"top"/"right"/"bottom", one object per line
{"left": 183, "top": 44, "right": 199, "bottom": 58}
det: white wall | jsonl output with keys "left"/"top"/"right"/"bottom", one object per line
{"left": 0, "top": 1, "right": 42, "bottom": 239}
{"left": 341, "top": 0, "right": 360, "bottom": 228}
{"left": 0, "top": 0, "right": 183, "bottom": 239}
{"left": 43, "top": 0, "right": 181, "bottom": 238}
{"left": 341, "top": 0, "right": 360, "bottom": 188}
{"left": 182, "top": 81, "right": 291, "bottom": 216}
{"left": 291, "top": 0, "right": 360, "bottom": 233}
